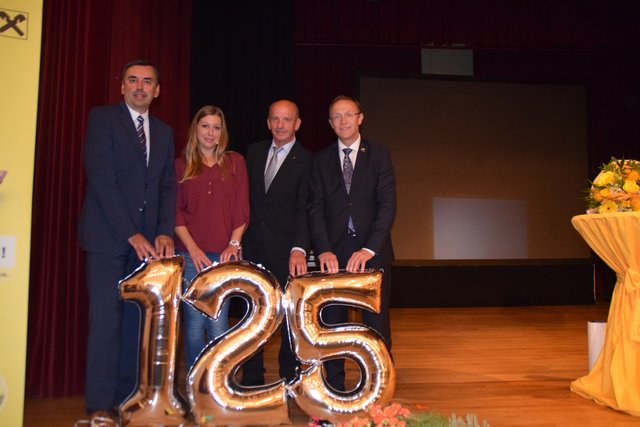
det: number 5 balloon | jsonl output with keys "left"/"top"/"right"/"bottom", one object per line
{"left": 285, "top": 270, "right": 396, "bottom": 425}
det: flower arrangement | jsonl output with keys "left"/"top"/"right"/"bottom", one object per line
{"left": 306, "top": 403, "right": 489, "bottom": 427}
{"left": 587, "top": 157, "right": 640, "bottom": 213}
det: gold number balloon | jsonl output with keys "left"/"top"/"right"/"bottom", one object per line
{"left": 118, "top": 259, "right": 395, "bottom": 425}
{"left": 285, "top": 270, "right": 396, "bottom": 424}
{"left": 183, "top": 261, "right": 290, "bottom": 426}
{"left": 118, "top": 257, "right": 189, "bottom": 426}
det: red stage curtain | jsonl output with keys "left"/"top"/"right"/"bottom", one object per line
{"left": 26, "top": 0, "right": 191, "bottom": 397}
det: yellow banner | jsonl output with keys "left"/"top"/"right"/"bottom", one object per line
{"left": 0, "top": 1, "right": 43, "bottom": 425}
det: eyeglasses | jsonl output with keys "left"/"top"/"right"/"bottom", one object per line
{"left": 329, "top": 112, "right": 362, "bottom": 122}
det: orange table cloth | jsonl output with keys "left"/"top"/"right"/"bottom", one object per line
{"left": 571, "top": 212, "right": 640, "bottom": 416}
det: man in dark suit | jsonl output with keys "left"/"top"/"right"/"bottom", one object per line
{"left": 308, "top": 95, "right": 396, "bottom": 391}
{"left": 78, "top": 59, "right": 176, "bottom": 423}
{"left": 241, "top": 99, "right": 312, "bottom": 385}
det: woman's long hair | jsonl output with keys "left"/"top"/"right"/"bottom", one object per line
{"left": 180, "top": 105, "right": 229, "bottom": 182}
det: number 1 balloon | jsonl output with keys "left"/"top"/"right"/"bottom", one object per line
{"left": 118, "top": 257, "right": 189, "bottom": 426}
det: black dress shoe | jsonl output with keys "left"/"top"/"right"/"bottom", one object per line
{"left": 88, "top": 410, "right": 119, "bottom": 426}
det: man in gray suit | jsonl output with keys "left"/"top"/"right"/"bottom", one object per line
{"left": 78, "top": 59, "right": 176, "bottom": 423}
{"left": 241, "top": 99, "right": 312, "bottom": 385}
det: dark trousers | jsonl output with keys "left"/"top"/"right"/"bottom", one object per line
{"left": 241, "top": 324, "right": 300, "bottom": 385}
{"left": 322, "top": 237, "right": 393, "bottom": 391}
{"left": 84, "top": 250, "right": 141, "bottom": 413}
{"left": 241, "top": 261, "right": 300, "bottom": 385}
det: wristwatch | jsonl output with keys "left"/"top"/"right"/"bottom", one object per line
{"left": 229, "top": 240, "right": 240, "bottom": 248}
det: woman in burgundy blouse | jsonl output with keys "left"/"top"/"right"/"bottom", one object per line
{"left": 175, "top": 105, "right": 249, "bottom": 369}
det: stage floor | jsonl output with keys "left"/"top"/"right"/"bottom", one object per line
{"left": 24, "top": 304, "right": 640, "bottom": 426}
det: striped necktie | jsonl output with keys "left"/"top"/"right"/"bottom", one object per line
{"left": 136, "top": 115, "right": 148, "bottom": 165}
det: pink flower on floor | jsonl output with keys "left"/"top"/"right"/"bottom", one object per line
{"left": 383, "top": 403, "right": 411, "bottom": 418}
{"left": 309, "top": 402, "right": 487, "bottom": 426}
{"left": 338, "top": 416, "right": 372, "bottom": 427}
{"left": 318, "top": 403, "right": 414, "bottom": 427}
{"left": 306, "top": 417, "right": 323, "bottom": 427}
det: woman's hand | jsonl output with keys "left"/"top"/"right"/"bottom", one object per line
{"left": 189, "top": 247, "right": 213, "bottom": 272}
{"left": 220, "top": 244, "right": 241, "bottom": 263}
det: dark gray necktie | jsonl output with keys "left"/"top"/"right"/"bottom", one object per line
{"left": 342, "top": 148, "right": 353, "bottom": 192}
{"left": 343, "top": 148, "right": 355, "bottom": 235}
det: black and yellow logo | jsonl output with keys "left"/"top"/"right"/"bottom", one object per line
{"left": 0, "top": 9, "right": 28, "bottom": 40}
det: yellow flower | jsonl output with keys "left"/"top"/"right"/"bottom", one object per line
{"left": 591, "top": 189, "right": 603, "bottom": 201}
{"left": 586, "top": 159, "right": 640, "bottom": 213}
{"left": 594, "top": 171, "right": 616, "bottom": 187}
{"left": 598, "top": 200, "right": 618, "bottom": 213}
{"left": 623, "top": 179, "right": 639, "bottom": 193}
{"left": 626, "top": 170, "right": 640, "bottom": 182}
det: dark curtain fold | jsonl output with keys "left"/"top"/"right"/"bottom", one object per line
{"left": 294, "top": 45, "right": 420, "bottom": 151}
{"left": 26, "top": 0, "right": 192, "bottom": 397}
{"left": 295, "top": 0, "right": 611, "bottom": 48}
{"left": 189, "top": 0, "right": 295, "bottom": 156}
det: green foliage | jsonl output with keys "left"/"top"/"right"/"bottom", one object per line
{"left": 404, "top": 411, "right": 490, "bottom": 427}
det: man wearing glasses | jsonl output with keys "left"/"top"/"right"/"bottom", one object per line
{"left": 308, "top": 95, "right": 397, "bottom": 391}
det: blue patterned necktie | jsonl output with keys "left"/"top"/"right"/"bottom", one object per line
{"left": 343, "top": 148, "right": 355, "bottom": 235}
{"left": 136, "top": 115, "right": 148, "bottom": 165}
{"left": 342, "top": 148, "right": 353, "bottom": 192}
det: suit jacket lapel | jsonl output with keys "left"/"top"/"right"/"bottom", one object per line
{"left": 119, "top": 103, "right": 139, "bottom": 143}
{"left": 266, "top": 141, "right": 300, "bottom": 193}
{"left": 351, "top": 139, "right": 369, "bottom": 192}
{"left": 261, "top": 142, "right": 274, "bottom": 193}
{"left": 147, "top": 116, "right": 158, "bottom": 172}
{"left": 328, "top": 142, "right": 347, "bottom": 194}
{"left": 279, "top": 142, "right": 300, "bottom": 173}
{"left": 258, "top": 141, "right": 270, "bottom": 175}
